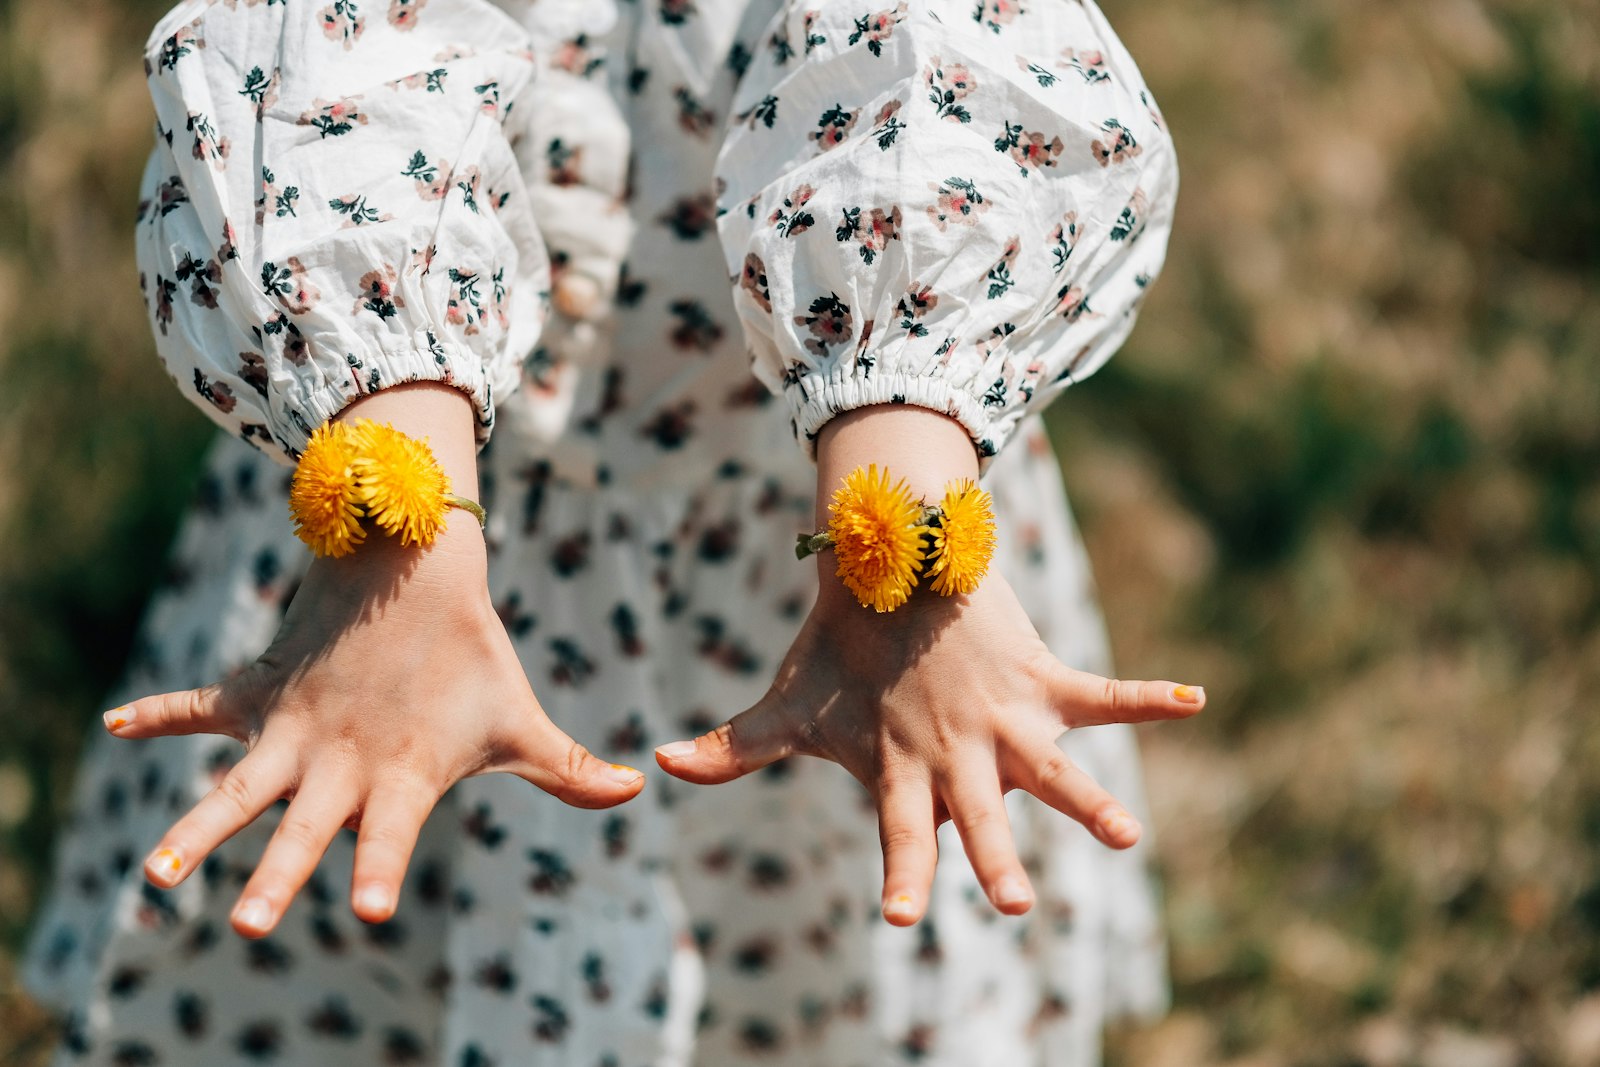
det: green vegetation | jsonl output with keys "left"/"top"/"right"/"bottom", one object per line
{"left": 2, "top": 0, "right": 1596, "bottom": 1062}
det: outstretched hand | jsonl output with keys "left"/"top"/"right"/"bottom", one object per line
{"left": 653, "top": 405, "right": 1204, "bottom": 924}
{"left": 102, "top": 386, "right": 644, "bottom": 938}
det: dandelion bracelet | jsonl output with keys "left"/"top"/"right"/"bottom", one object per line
{"left": 288, "top": 417, "right": 485, "bottom": 559}
{"left": 797, "top": 464, "right": 998, "bottom": 613}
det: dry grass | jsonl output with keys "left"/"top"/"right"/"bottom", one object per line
{"left": 1, "top": 0, "right": 1596, "bottom": 1063}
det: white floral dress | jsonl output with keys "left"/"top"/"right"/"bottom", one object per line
{"left": 23, "top": 0, "right": 1180, "bottom": 1063}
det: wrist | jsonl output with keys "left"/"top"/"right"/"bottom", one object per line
{"left": 814, "top": 405, "right": 979, "bottom": 527}
{"left": 338, "top": 382, "right": 480, "bottom": 501}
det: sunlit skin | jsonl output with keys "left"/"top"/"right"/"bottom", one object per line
{"left": 103, "top": 383, "right": 644, "bottom": 939}
{"left": 105, "top": 393, "right": 1203, "bottom": 936}
{"left": 654, "top": 405, "right": 1205, "bottom": 924}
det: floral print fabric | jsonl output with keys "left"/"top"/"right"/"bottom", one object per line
{"left": 716, "top": 1, "right": 1177, "bottom": 461}
{"left": 24, "top": 0, "right": 1180, "bottom": 1064}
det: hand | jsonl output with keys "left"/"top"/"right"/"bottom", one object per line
{"left": 102, "top": 385, "right": 645, "bottom": 938}
{"left": 652, "top": 406, "right": 1204, "bottom": 925}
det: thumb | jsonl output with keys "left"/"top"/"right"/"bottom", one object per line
{"left": 505, "top": 715, "right": 646, "bottom": 810}
{"left": 654, "top": 691, "right": 797, "bottom": 785}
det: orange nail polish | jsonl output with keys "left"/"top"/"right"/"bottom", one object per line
{"left": 607, "top": 764, "right": 643, "bottom": 784}
{"left": 103, "top": 706, "right": 134, "bottom": 732}
{"left": 1173, "top": 685, "right": 1203, "bottom": 704}
{"left": 883, "top": 893, "right": 917, "bottom": 921}
{"left": 148, "top": 847, "right": 182, "bottom": 878}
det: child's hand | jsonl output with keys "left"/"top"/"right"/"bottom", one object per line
{"left": 101, "top": 386, "right": 645, "bottom": 938}
{"left": 652, "top": 405, "right": 1204, "bottom": 925}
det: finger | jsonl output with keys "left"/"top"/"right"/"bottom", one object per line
{"left": 1016, "top": 738, "right": 1142, "bottom": 850}
{"left": 504, "top": 715, "right": 645, "bottom": 809}
{"left": 142, "top": 744, "right": 295, "bottom": 889}
{"left": 653, "top": 691, "right": 797, "bottom": 785}
{"left": 230, "top": 775, "right": 358, "bottom": 938}
{"left": 349, "top": 781, "right": 436, "bottom": 924}
{"left": 1049, "top": 666, "right": 1206, "bottom": 728}
{"left": 941, "top": 767, "right": 1034, "bottom": 915}
{"left": 877, "top": 775, "right": 938, "bottom": 926}
{"left": 104, "top": 681, "right": 246, "bottom": 741}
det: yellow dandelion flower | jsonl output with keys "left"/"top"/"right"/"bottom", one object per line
{"left": 828, "top": 463, "right": 928, "bottom": 612}
{"left": 288, "top": 420, "right": 366, "bottom": 558}
{"left": 926, "top": 477, "right": 996, "bottom": 596}
{"left": 349, "top": 419, "right": 452, "bottom": 546}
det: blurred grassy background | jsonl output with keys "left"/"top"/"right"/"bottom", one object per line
{"left": 1, "top": 0, "right": 1596, "bottom": 1063}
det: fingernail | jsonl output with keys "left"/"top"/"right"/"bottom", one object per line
{"left": 104, "top": 706, "right": 134, "bottom": 732}
{"left": 1173, "top": 685, "right": 1204, "bottom": 704}
{"left": 233, "top": 898, "right": 272, "bottom": 933}
{"left": 146, "top": 847, "right": 183, "bottom": 882}
{"left": 655, "top": 741, "right": 697, "bottom": 760}
{"left": 1099, "top": 808, "right": 1141, "bottom": 843}
{"left": 607, "top": 763, "right": 644, "bottom": 784}
{"left": 883, "top": 893, "right": 918, "bottom": 921}
{"left": 993, "top": 876, "right": 1033, "bottom": 908}
{"left": 354, "top": 884, "right": 392, "bottom": 917}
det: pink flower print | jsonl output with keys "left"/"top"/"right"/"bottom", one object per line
{"left": 402, "top": 150, "right": 450, "bottom": 201}
{"left": 1049, "top": 210, "right": 1080, "bottom": 271}
{"left": 395, "top": 68, "right": 446, "bottom": 91}
{"left": 803, "top": 10, "right": 826, "bottom": 54}
{"left": 871, "top": 97, "right": 907, "bottom": 149}
{"left": 153, "top": 275, "right": 178, "bottom": 336}
{"left": 355, "top": 263, "right": 404, "bottom": 320}
{"left": 193, "top": 369, "right": 237, "bottom": 414}
{"left": 895, "top": 282, "right": 938, "bottom": 335}
{"left": 154, "top": 175, "right": 188, "bottom": 219}
{"left": 847, "top": 2, "right": 909, "bottom": 56}
{"left": 546, "top": 138, "right": 583, "bottom": 187}
{"left": 150, "top": 21, "right": 205, "bottom": 75}
{"left": 186, "top": 112, "right": 230, "bottom": 172}
{"left": 553, "top": 37, "right": 602, "bottom": 76}
{"left": 984, "top": 235, "right": 1020, "bottom": 299}
{"left": 328, "top": 193, "right": 394, "bottom": 228}
{"left": 1110, "top": 187, "right": 1150, "bottom": 241}
{"left": 768, "top": 184, "right": 817, "bottom": 237}
{"left": 835, "top": 204, "right": 902, "bottom": 264}
{"left": 388, "top": 0, "right": 427, "bottom": 31}
{"left": 217, "top": 220, "right": 238, "bottom": 263}
{"left": 263, "top": 256, "right": 321, "bottom": 315}
{"left": 475, "top": 81, "right": 504, "bottom": 119}
{"left": 675, "top": 86, "right": 715, "bottom": 138}
{"left": 409, "top": 242, "right": 437, "bottom": 275}
{"left": 660, "top": 193, "right": 716, "bottom": 241}
{"left": 298, "top": 95, "right": 368, "bottom": 138}
{"left": 973, "top": 0, "right": 1023, "bottom": 34}
{"left": 810, "top": 104, "right": 859, "bottom": 152}
{"left": 240, "top": 64, "right": 280, "bottom": 119}
{"left": 239, "top": 350, "right": 269, "bottom": 397}
{"left": 433, "top": 45, "right": 474, "bottom": 62}
{"left": 319, "top": 0, "right": 365, "bottom": 48}
{"left": 176, "top": 251, "right": 222, "bottom": 309}
{"left": 453, "top": 165, "right": 484, "bottom": 214}
{"left": 740, "top": 253, "right": 771, "bottom": 313}
{"left": 793, "top": 292, "right": 853, "bottom": 357}
{"left": 925, "top": 57, "right": 976, "bottom": 122}
{"left": 1062, "top": 47, "right": 1110, "bottom": 84}
{"left": 489, "top": 266, "right": 510, "bottom": 331}
{"left": 660, "top": 0, "right": 697, "bottom": 25}
{"left": 445, "top": 266, "right": 486, "bottom": 334}
{"left": 1090, "top": 118, "right": 1141, "bottom": 166}
{"left": 925, "top": 176, "right": 989, "bottom": 231}
{"left": 1054, "top": 283, "right": 1092, "bottom": 322}
{"left": 1014, "top": 130, "right": 1063, "bottom": 174}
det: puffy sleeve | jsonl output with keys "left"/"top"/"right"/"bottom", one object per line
{"left": 135, "top": 0, "right": 552, "bottom": 463}
{"left": 713, "top": 0, "right": 1179, "bottom": 464}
